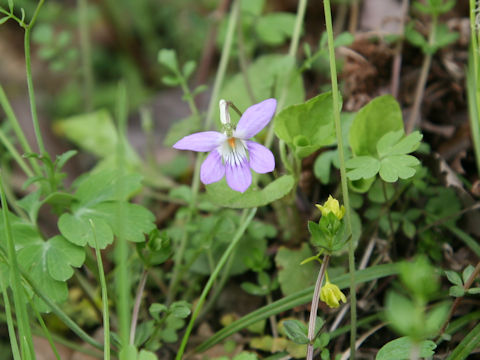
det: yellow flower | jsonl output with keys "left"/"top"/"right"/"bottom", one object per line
{"left": 316, "top": 195, "right": 345, "bottom": 220}
{"left": 320, "top": 281, "right": 347, "bottom": 308}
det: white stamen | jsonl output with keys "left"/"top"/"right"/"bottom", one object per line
{"left": 219, "top": 99, "right": 231, "bottom": 125}
{"left": 218, "top": 137, "right": 247, "bottom": 167}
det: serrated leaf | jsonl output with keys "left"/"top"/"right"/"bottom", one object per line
{"left": 445, "top": 270, "right": 463, "bottom": 286}
{"left": 376, "top": 337, "right": 436, "bottom": 360}
{"left": 274, "top": 92, "right": 339, "bottom": 158}
{"left": 205, "top": 175, "right": 294, "bottom": 208}
{"left": 283, "top": 320, "right": 309, "bottom": 344}
{"left": 377, "top": 130, "right": 422, "bottom": 158}
{"left": 346, "top": 156, "right": 380, "bottom": 180}
{"left": 58, "top": 170, "right": 155, "bottom": 248}
{"left": 1, "top": 218, "right": 85, "bottom": 311}
{"left": 379, "top": 155, "right": 419, "bottom": 182}
{"left": 349, "top": 95, "right": 404, "bottom": 156}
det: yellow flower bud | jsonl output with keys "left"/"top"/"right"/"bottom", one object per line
{"left": 316, "top": 195, "right": 345, "bottom": 220}
{"left": 320, "top": 281, "right": 347, "bottom": 308}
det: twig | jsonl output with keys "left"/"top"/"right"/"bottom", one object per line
{"left": 307, "top": 255, "right": 330, "bottom": 360}
{"left": 390, "top": 0, "right": 410, "bottom": 99}
{"left": 130, "top": 270, "right": 148, "bottom": 344}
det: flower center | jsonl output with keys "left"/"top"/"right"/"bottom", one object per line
{"left": 219, "top": 137, "right": 247, "bottom": 166}
{"left": 228, "top": 137, "right": 236, "bottom": 148}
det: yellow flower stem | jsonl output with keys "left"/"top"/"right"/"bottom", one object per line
{"left": 307, "top": 254, "right": 330, "bottom": 360}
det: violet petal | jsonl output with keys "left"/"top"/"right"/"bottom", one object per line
{"left": 235, "top": 98, "right": 277, "bottom": 139}
{"left": 173, "top": 131, "right": 225, "bottom": 152}
{"left": 247, "top": 141, "right": 275, "bottom": 174}
{"left": 225, "top": 160, "right": 252, "bottom": 193}
{"left": 200, "top": 150, "right": 225, "bottom": 184}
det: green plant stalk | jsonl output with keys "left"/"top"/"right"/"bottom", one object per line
{"left": 30, "top": 300, "right": 61, "bottom": 360}
{"left": 1, "top": 286, "right": 21, "bottom": 360}
{"left": 0, "top": 173, "right": 35, "bottom": 360}
{"left": 204, "top": 0, "right": 240, "bottom": 129}
{"left": 469, "top": 0, "right": 480, "bottom": 174}
{"left": 264, "top": 0, "right": 308, "bottom": 148}
{"left": 167, "top": 0, "right": 240, "bottom": 304}
{"left": 129, "top": 270, "right": 148, "bottom": 345}
{"left": 323, "top": 0, "right": 357, "bottom": 358}
{"left": 24, "top": 0, "right": 46, "bottom": 155}
{"left": 307, "top": 255, "right": 329, "bottom": 360}
{"left": 0, "top": 128, "right": 34, "bottom": 177}
{"left": 176, "top": 207, "right": 257, "bottom": 360}
{"left": 92, "top": 222, "right": 111, "bottom": 360}
{"left": 0, "top": 85, "right": 41, "bottom": 175}
{"left": 405, "top": 14, "right": 437, "bottom": 134}
{"left": 115, "top": 82, "right": 131, "bottom": 348}
{"left": 78, "top": 0, "right": 94, "bottom": 111}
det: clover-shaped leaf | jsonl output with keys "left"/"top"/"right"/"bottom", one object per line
{"left": 379, "top": 155, "right": 420, "bottom": 183}
{"left": 58, "top": 170, "right": 156, "bottom": 249}
{"left": 346, "top": 156, "right": 380, "bottom": 180}
{"left": 0, "top": 217, "right": 85, "bottom": 311}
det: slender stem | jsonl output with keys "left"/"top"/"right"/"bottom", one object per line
{"left": 167, "top": 0, "right": 240, "bottom": 303}
{"left": 266, "top": 293, "right": 279, "bottom": 338}
{"left": 0, "top": 84, "right": 41, "bottom": 175}
{"left": 406, "top": 15, "right": 437, "bottom": 134}
{"left": 323, "top": 1, "right": 357, "bottom": 358}
{"left": 91, "top": 220, "right": 111, "bottom": 360}
{"left": 204, "top": 0, "right": 240, "bottom": 130}
{"left": 78, "top": 0, "right": 94, "bottom": 111}
{"left": 264, "top": 0, "right": 308, "bottom": 149}
{"left": 0, "top": 128, "right": 34, "bottom": 177}
{"left": 30, "top": 300, "right": 61, "bottom": 360}
{"left": 24, "top": 0, "right": 46, "bottom": 155}
{"left": 175, "top": 208, "right": 257, "bottom": 360}
{"left": 390, "top": 0, "right": 409, "bottom": 99}
{"left": 130, "top": 270, "right": 148, "bottom": 345}
{"left": 0, "top": 172, "right": 34, "bottom": 360}
{"left": 307, "top": 255, "right": 330, "bottom": 360}
{"left": 115, "top": 82, "right": 130, "bottom": 348}
{"left": 409, "top": 342, "right": 420, "bottom": 360}
{"left": 348, "top": 0, "right": 359, "bottom": 34}
{"left": 469, "top": 0, "right": 480, "bottom": 175}
{"left": 1, "top": 286, "right": 21, "bottom": 360}
{"left": 382, "top": 181, "right": 395, "bottom": 241}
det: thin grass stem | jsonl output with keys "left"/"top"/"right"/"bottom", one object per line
{"left": 1, "top": 286, "right": 21, "bottom": 360}
{"left": 30, "top": 300, "right": 61, "bottom": 360}
{"left": 175, "top": 208, "right": 257, "bottom": 360}
{"left": 323, "top": 0, "right": 357, "bottom": 358}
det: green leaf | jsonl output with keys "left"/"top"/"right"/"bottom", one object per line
{"left": 313, "top": 150, "right": 337, "bottom": 184}
{"left": 217, "top": 54, "right": 304, "bottom": 120}
{"left": 376, "top": 337, "right": 436, "bottom": 360}
{"left": 170, "top": 301, "right": 191, "bottom": 319}
{"left": 405, "top": 23, "right": 428, "bottom": 51}
{"left": 377, "top": 131, "right": 422, "bottom": 158}
{"left": 346, "top": 156, "right": 380, "bottom": 180}
{"left": 1, "top": 219, "right": 85, "bottom": 311}
{"left": 241, "top": 282, "right": 269, "bottom": 296}
{"left": 205, "top": 175, "right": 294, "bottom": 208}
{"left": 158, "top": 49, "right": 179, "bottom": 73}
{"left": 164, "top": 114, "right": 201, "bottom": 147}
{"left": 349, "top": 95, "right": 404, "bottom": 156}
{"left": 182, "top": 60, "right": 196, "bottom": 79}
{"left": 385, "top": 292, "right": 416, "bottom": 336}
{"left": 462, "top": 265, "right": 475, "bottom": 284}
{"left": 425, "top": 302, "right": 450, "bottom": 337}
{"left": 432, "top": 24, "right": 459, "bottom": 52}
{"left": 138, "top": 350, "right": 157, "bottom": 360}
{"left": 467, "top": 288, "right": 480, "bottom": 295}
{"left": 149, "top": 303, "right": 168, "bottom": 320}
{"left": 379, "top": 155, "right": 420, "bottom": 182}
{"left": 58, "top": 171, "right": 155, "bottom": 248}
{"left": 0, "top": 17, "right": 9, "bottom": 25}
{"left": 449, "top": 285, "right": 465, "bottom": 297}
{"left": 275, "top": 243, "right": 319, "bottom": 296}
{"left": 54, "top": 110, "right": 140, "bottom": 166}
{"left": 255, "top": 13, "right": 297, "bottom": 46}
{"left": 8, "top": 0, "right": 13, "bottom": 12}
{"left": 274, "top": 92, "right": 339, "bottom": 158}
{"left": 283, "top": 320, "right": 309, "bottom": 344}
{"left": 445, "top": 270, "right": 463, "bottom": 286}
{"left": 161, "top": 75, "right": 181, "bottom": 86}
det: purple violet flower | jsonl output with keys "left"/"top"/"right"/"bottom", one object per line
{"left": 173, "top": 98, "right": 277, "bottom": 193}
